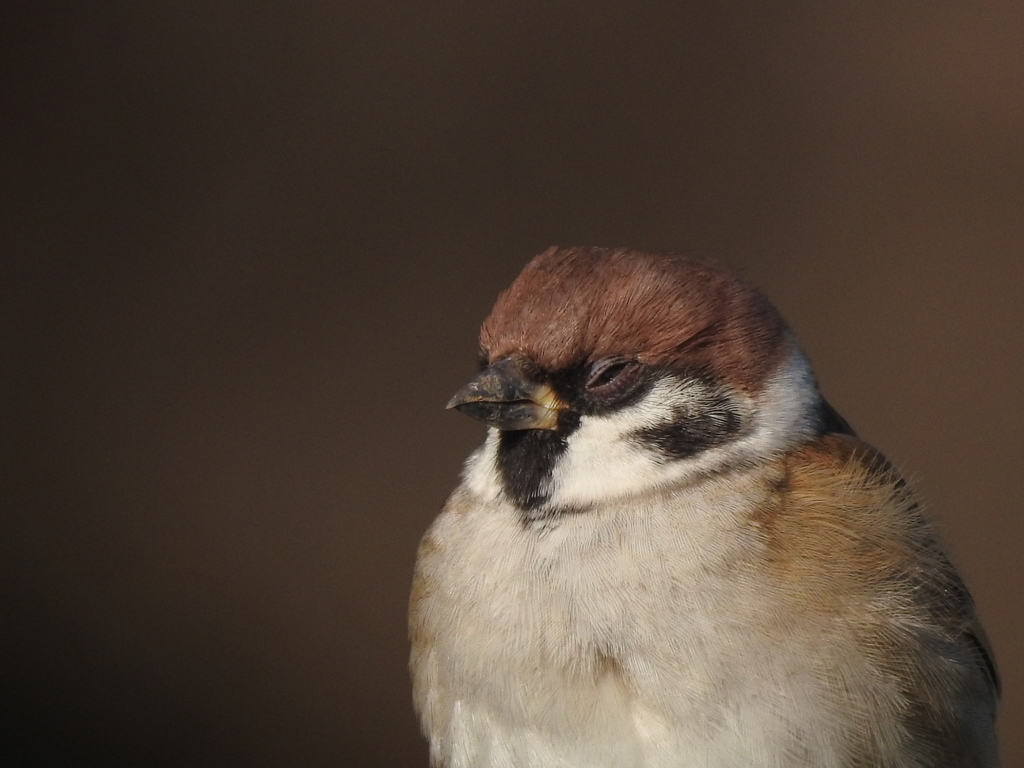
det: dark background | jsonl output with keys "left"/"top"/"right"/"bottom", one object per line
{"left": 2, "top": 2, "right": 1021, "bottom": 766}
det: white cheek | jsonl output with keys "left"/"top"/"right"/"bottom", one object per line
{"left": 550, "top": 379, "right": 695, "bottom": 507}
{"left": 549, "top": 344, "right": 820, "bottom": 509}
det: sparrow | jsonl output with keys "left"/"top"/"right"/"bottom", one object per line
{"left": 409, "top": 246, "right": 999, "bottom": 768}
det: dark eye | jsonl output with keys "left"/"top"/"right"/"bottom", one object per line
{"left": 584, "top": 358, "right": 641, "bottom": 404}
{"left": 586, "top": 359, "right": 630, "bottom": 388}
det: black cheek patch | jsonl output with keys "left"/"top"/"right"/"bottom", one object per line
{"left": 633, "top": 389, "right": 744, "bottom": 460}
{"left": 496, "top": 411, "right": 581, "bottom": 510}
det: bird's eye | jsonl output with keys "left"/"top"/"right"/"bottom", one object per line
{"left": 586, "top": 359, "right": 630, "bottom": 388}
{"left": 584, "top": 358, "right": 641, "bottom": 404}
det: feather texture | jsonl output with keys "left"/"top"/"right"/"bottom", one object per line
{"left": 411, "top": 434, "right": 997, "bottom": 767}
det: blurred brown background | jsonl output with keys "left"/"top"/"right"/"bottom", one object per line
{"left": 1, "top": 1, "right": 1021, "bottom": 766}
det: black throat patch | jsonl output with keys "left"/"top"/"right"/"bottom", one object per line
{"left": 496, "top": 410, "right": 581, "bottom": 511}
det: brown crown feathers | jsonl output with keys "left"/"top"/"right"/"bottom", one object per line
{"left": 479, "top": 246, "right": 788, "bottom": 393}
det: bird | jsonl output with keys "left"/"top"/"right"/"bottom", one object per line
{"left": 409, "top": 246, "right": 999, "bottom": 768}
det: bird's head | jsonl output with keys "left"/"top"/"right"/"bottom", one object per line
{"left": 450, "top": 247, "right": 828, "bottom": 519}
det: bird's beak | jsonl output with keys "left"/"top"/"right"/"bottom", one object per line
{"left": 446, "top": 357, "right": 563, "bottom": 431}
